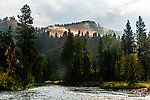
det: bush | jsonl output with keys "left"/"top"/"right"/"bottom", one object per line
{"left": 0, "top": 75, "right": 23, "bottom": 90}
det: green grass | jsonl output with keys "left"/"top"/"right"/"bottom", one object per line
{"left": 135, "top": 81, "right": 150, "bottom": 88}
{"left": 73, "top": 81, "right": 150, "bottom": 89}
{"left": 100, "top": 82, "right": 128, "bottom": 89}
{"left": 43, "top": 81, "right": 150, "bottom": 90}
{"left": 99, "top": 81, "right": 150, "bottom": 89}
{"left": 44, "top": 80, "right": 63, "bottom": 85}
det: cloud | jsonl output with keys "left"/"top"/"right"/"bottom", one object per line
{"left": 0, "top": 0, "right": 150, "bottom": 31}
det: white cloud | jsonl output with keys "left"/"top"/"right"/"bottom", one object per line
{"left": 0, "top": 0, "right": 150, "bottom": 31}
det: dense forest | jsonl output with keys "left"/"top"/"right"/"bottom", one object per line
{"left": 0, "top": 4, "right": 150, "bottom": 90}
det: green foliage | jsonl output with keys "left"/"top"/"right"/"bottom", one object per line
{"left": 60, "top": 31, "right": 74, "bottom": 83}
{"left": 97, "top": 34, "right": 121, "bottom": 81}
{"left": 60, "top": 31, "right": 74, "bottom": 64}
{"left": 120, "top": 54, "right": 143, "bottom": 84}
{"left": 0, "top": 29, "right": 23, "bottom": 90}
{"left": 99, "top": 81, "right": 146, "bottom": 89}
{"left": 25, "top": 73, "right": 35, "bottom": 88}
{"left": 82, "top": 49, "right": 92, "bottom": 81}
{"left": 136, "top": 16, "right": 149, "bottom": 80}
{"left": 60, "top": 31, "right": 92, "bottom": 84}
{"left": 0, "top": 75, "right": 23, "bottom": 90}
{"left": 32, "top": 53, "right": 47, "bottom": 82}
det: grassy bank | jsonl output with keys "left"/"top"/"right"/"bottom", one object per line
{"left": 44, "top": 80, "right": 63, "bottom": 85}
{"left": 43, "top": 80, "right": 150, "bottom": 90}
{"left": 64, "top": 81, "right": 150, "bottom": 89}
{"left": 99, "top": 81, "right": 150, "bottom": 89}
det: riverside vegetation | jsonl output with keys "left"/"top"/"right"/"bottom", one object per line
{"left": 1, "top": 4, "right": 150, "bottom": 91}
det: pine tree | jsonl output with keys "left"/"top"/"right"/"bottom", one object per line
{"left": 82, "top": 48, "right": 92, "bottom": 81}
{"left": 60, "top": 31, "right": 92, "bottom": 83}
{"left": 121, "top": 20, "right": 135, "bottom": 55}
{"left": 97, "top": 35, "right": 121, "bottom": 81}
{"left": 136, "top": 16, "right": 147, "bottom": 58}
{"left": 72, "top": 36, "right": 85, "bottom": 82}
{"left": 15, "top": 4, "right": 37, "bottom": 86}
{"left": 136, "top": 16, "right": 148, "bottom": 80}
{"left": 55, "top": 32, "right": 58, "bottom": 39}
{"left": 60, "top": 30, "right": 74, "bottom": 83}
{"left": 97, "top": 37, "right": 104, "bottom": 81}
{"left": 145, "top": 32, "right": 150, "bottom": 80}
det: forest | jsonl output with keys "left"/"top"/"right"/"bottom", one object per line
{"left": 0, "top": 4, "right": 150, "bottom": 90}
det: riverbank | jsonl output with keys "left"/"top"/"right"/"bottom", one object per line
{"left": 79, "top": 81, "right": 150, "bottom": 90}
{"left": 1, "top": 81, "right": 150, "bottom": 98}
{"left": 43, "top": 80, "right": 150, "bottom": 90}
{"left": 62, "top": 81, "right": 150, "bottom": 96}
{"left": 4, "top": 80, "right": 150, "bottom": 93}
{"left": 100, "top": 82, "right": 147, "bottom": 89}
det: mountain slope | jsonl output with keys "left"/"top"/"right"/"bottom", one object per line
{"left": 0, "top": 20, "right": 122, "bottom": 37}
{"left": 38, "top": 20, "right": 122, "bottom": 37}
{"left": 0, "top": 20, "right": 18, "bottom": 36}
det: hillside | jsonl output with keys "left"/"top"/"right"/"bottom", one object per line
{"left": 38, "top": 20, "right": 122, "bottom": 37}
{"left": 0, "top": 20, "right": 18, "bottom": 35}
{"left": 0, "top": 20, "right": 122, "bottom": 37}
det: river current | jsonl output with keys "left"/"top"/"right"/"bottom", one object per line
{"left": 0, "top": 85, "right": 150, "bottom": 100}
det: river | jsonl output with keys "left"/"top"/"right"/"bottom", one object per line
{"left": 0, "top": 85, "right": 150, "bottom": 100}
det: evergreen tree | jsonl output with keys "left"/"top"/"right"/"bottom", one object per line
{"left": 78, "top": 30, "right": 80, "bottom": 36}
{"left": 85, "top": 31, "right": 89, "bottom": 38}
{"left": 63, "top": 31, "right": 67, "bottom": 37}
{"left": 136, "top": 16, "right": 148, "bottom": 80}
{"left": 121, "top": 20, "right": 135, "bottom": 55}
{"left": 15, "top": 4, "right": 37, "bottom": 86}
{"left": 60, "top": 31, "right": 92, "bottom": 83}
{"left": 82, "top": 47, "right": 92, "bottom": 81}
{"left": 97, "top": 37, "right": 104, "bottom": 81}
{"left": 145, "top": 32, "right": 150, "bottom": 80}
{"left": 60, "top": 30, "right": 74, "bottom": 83}
{"left": 136, "top": 16, "right": 147, "bottom": 58}
{"left": 97, "top": 35, "right": 121, "bottom": 81}
{"left": 55, "top": 32, "right": 58, "bottom": 39}
{"left": 72, "top": 36, "right": 85, "bottom": 82}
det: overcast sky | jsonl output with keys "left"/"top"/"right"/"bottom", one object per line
{"left": 0, "top": 0, "right": 150, "bottom": 31}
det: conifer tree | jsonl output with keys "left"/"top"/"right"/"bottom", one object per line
{"left": 60, "top": 30, "right": 74, "bottom": 83}
{"left": 121, "top": 20, "right": 135, "bottom": 55}
{"left": 15, "top": 4, "right": 37, "bottom": 86}
{"left": 136, "top": 16, "right": 148, "bottom": 80}
{"left": 136, "top": 16, "right": 147, "bottom": 58}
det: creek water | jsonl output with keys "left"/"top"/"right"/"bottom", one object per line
{"left": 0, "top": 85, "right": 150, "bottom": 100}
